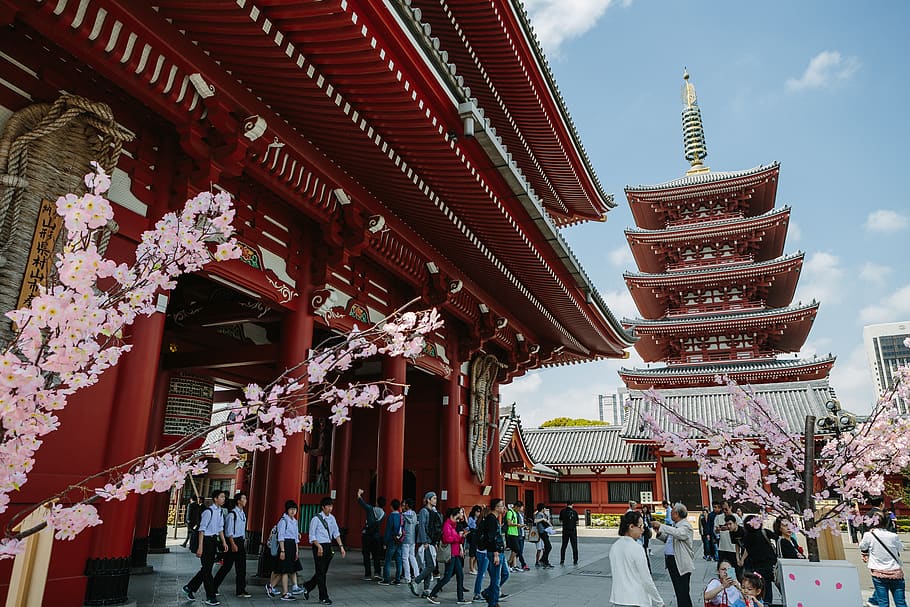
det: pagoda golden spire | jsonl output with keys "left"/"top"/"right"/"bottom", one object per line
{"left": 681, "top": 69, "right": 710, "bottom": 175}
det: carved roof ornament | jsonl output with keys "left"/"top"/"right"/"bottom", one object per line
{"left": 682, "top": 70, "right": 710, "bottom": 176}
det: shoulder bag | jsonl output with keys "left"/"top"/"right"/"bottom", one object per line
{"left": 437, "top": 541, "right": 452, "bottom": 563}
{"left": 869, "top": 530, "right": 904, "bottom": 580}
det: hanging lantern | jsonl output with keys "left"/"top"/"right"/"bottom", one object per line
{"left": 161, "top": 374, "right": 215, "bottom": 449}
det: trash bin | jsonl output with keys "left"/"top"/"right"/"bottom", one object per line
{"left": 584, "top": 509, "right": 591, "bottom": 526}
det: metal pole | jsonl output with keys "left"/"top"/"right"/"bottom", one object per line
{"left": 803, "top": 415, "right": 820, "bottom": 562}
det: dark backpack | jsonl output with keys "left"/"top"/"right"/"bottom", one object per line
{"left": 426, "top": 509, "right": 443, "bottom": 543}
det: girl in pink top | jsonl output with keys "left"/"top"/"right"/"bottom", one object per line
{"left": 427, "top": 508, "right": 471, "bottom": 604}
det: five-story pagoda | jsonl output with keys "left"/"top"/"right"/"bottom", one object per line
{"left": 619, "top": 73, "right": 836, "bottom": 509}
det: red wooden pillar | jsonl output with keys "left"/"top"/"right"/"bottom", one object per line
{"left": 489, "top": 383, "right": 503, "bottom": 498}
{"left": 377, "top": 356, "right": 406, "bottom": 502}
{"left": 135, "top": 371, "right": 172, "bottom": 557}
{"left": 654, "top": 456, "right": 665, "bottom": 503}
{"left": 267, "top": 309, "right": 314, "bottom": 522}
{"left": 84, "top": 311, "right": 166, "bottom": 605}
{"left": 247, "top": 449, "right": 272, "bottom": 553}
{"left": 235, "top": 462, "right": 248, "bottom": 492}
{"left": 442, "top": 367, "right": 464, "bottom": 505}
{"left": 331, "top": 420, "right": 353, "bottom": 532}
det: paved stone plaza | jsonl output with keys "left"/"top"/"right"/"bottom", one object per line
{"left": 132, "top": 527, "right": 908, "bottom": 607}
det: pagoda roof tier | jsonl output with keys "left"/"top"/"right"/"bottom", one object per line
{"left": 35, "top": 0, "right": 636, "bottom": 361}
{"left": 626, "top": 207, "right": 790, "bottom": 274}
{"left": 621, "top": 378, "right": 836, "bottom": 441}
{"left": 623, "top": 302, "right": 820, "bottom": 362}
{"left": 625, "top": 163, "right": 780, "bottom": 229}
{"left": 618, "top": 355, "right": 835, "bottom": 389}
{"left": 411, "top": 0, "right": 615, "bottom": 225}
{"left": 625, "top": 253, "right": 804, "bottom": 319}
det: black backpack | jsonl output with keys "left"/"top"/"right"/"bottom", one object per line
{"left": 426, "top": 509, "right": 443, "bottom": 543}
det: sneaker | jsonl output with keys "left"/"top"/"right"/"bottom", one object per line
{"left": 392, "top": 581, "right": 401, "bottom": 586}
{"left": 361, "top": 576, "right": 372, "bottom": 581}
{"left": 372, "top": 575, "right": 382, "bottom": 581}
{"left": 522, "top": 565, "right": 530, "bottom": 571}
{"left": 426, "top": 597, "right": 441, "bottom": 605}
{"left": 237, "top": 592, "right": 253, "bottom": 598}
{"left": 182, "top": 585, "right": 196, "bottom": 600}
{"left": 265, "top": 584, "right": 275, "bottom": 597}
{"left": 457, "top": 601, "right": 473, "bottom": 605}
{"left": 320, "top": 601, "right": 333, "bottom": 605}
{"left": 302, "top": 587, "right": 310, "bottom": 601}
{"left": 280, "top": 594, "right": 296, "bottom": 602}
{"left": 500, "top": 593, "right": 510, "bottom": 601}
{"left": 409, "top": 582, "right": 419, "bottom": 597}
{"left": 291, "top": 585, "right": 305, "bottom": 595}
{"left": 205, "top": 600, "right": 221, "bottom": 606}
{"left": 467, "top": 569, "right": 477, "bottom": 575}
{"left": 473, "top": 595, "right": 483, "bottom": 601}
{"left": 377, "top": 581, "right": 391, "bottom": 586}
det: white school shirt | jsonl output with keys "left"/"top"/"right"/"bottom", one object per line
{"left": 277, "top": 513, "right": 298, "bottom": 541}
{"left": 225, "top": 508, "right": 247, "bottom": 539}
{"left": 199, "top": 505, "right": 224, "bottom": 537}
{"left": 309, "top": 512, "right": 341, "bottom": 544}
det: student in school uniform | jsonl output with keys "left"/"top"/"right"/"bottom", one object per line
{"left": 213, "top": 491, "right": 252, "bottom": 598}
{"left": 183, "top": 489, "right": 230, "bottom": 606}
{"left": 301, "top": 496, "right": 347, "bottom": 605}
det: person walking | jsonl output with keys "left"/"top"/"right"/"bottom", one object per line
{"left": 651, "top": 502, "right": 695, "bottom": 607}
{"left": 356, "top": 488, "right": 385, "bottom": 581}
{"left": 706, "top": 501, "right": 721, "bottom": 561}
{"left": 183, "top": 489, "right": 230, "bottom": 606}
{"left": 466, "top": 504, "right": 482, "bottom": 574}
{"left": 302, "top": 496, "right": 346, "bottom": 605}
{"left": 558, "top": 501, "right": 579, "bottom": 565}
{"left": 478, "top": 498, "right": 509, "bottom": 607}
{"left": 401, "top": 499, "right": 421, "bottom": 586}
{"left": 859, "top": 511, "right": 907, "bottom": 607}
{"left": 380, "top": 498, "right": 404, "bottom": 585}
{"left": 426, "top": 507, "right": 472, "bottom": 604}
{"left": 699, "top": 508, "right": 711, "bottom": 560}
{"left": 505, "top": 501, "right": 527, "bottom": 571}
{"left": 267, "top": 500, "right": 303, "bottom": 601}
{"left": 739, "top": 515, "right": 778, "bottom": 606}
{"left": 609, "top": 510, "right": 664, "bottom": 607}
{"left": 182, "top": 496, "right": 203, "bottom": 548}
{"left": 213, "top": 491, "right": 252, "bottom": 598}
{"left": 534, "top": 503, "right": 553, "bottom": 568}
{"left": 716, "top": 502, "right": 742, "bottom": 577}
{"left": 412, "top": 491, "right": 443, "bottom": 596}
{"left": 641, "top": 504, "right": 654, "bottom": 557}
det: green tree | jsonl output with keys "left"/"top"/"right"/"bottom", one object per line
{"left": 540, "top": 417, "right": 608, "bottom": 428}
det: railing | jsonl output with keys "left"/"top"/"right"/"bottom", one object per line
{"left": 666, "top": 255, "right": 753, "bottom": 272}
{"left": 667, "top": 351, "right": 770, "bottom": 365}
{"left": 666, "top": 212, "right": 743, "bottom": 228}
{"left": 667, "top": 300, "right": 765, "bottom": 317}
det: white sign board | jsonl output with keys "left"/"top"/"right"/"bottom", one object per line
{"left": 777, "top": 559, "right": 861, "bottom": 607}
{"left": 640, "top": 491, "right": 653, "bottom": 504}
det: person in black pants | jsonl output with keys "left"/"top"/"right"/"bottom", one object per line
{"left": 303, "top": 496, "right": 347, "bottom": 605}
{"left": 558, "top": 501, "right": 579, "bottom": 565}
{"left": 356, "top": 488, "right": 386, "bottom": 580}
{"left": 183, "top": 490, "right": 229, "bottom": 606}
{"left": 213, "top": 492, "right": 251, "bottom": 598}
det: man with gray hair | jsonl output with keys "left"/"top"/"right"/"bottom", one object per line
{"left": 410, "top": 491, "right": 442, "bottom": 596}
{"left": 650, "top": 502, "right": 695, "bottom": 607}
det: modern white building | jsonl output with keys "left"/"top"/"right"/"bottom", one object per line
{"left": 598, "top": 389, "right": 627, "bottom": 425}
{"left": 863, "top": 321, "right": 910, "bottom": 407}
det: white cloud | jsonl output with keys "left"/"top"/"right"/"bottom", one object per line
{"left": 859, "top": 283, "right": 910, "bottom": 324}
{"left": 600, "top": 288, "right": 639, "bottom": 321}
{"left": 795, "top": 252, "right": 844, "bottom": 305}
{"left": 608, "top": 245, "right": 634, "bottom": 267}
{"left": 859, "top": 262, "right": 892, "bottom": 286}
{"left": 499, "top": 372, "right": 543, "bottom": 402}
{"left": 830, "top": 344, "right": 878, "bottom": 415}
{"left": 786, "top": 51, "right": 860, "bottom": 91}
{"left": 864, "top": 209, "right": 909, "bottom": 233}
{"left": 523, "top": 0, "right": 631, "bottom": 56}
{"left": 787, "top": 220, "right": 802, "bottom": 243}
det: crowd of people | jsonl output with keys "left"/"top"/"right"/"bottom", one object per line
{"left": 177, "top": 489, "right": 582, "bottom": 606}
{"left": 176, "top": 491, "right": 905, "bottom": 607}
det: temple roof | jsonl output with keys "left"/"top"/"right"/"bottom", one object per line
{"left": 626, "top": 163, "right": 780, "bottom": 194}
{"left": 499, "top": 404, "right": 559, "bottom": 478}
{"left": 624, "top": 252, "right": 804, "bottom": 283}
{"left": 621, "top": 378, "right": 837, "bottom": 440}
{"left": 410, "top": 0, "right": 615, "bottom": 224}
{"left": 523, "top": 426, "right": 654, "bottom": 466}
{"left": 623, "top": 301, "right": 819, "bottom": 331}
{"left": 618, "top": 355, "right": 836, "bottom": 389}
{"left": 625, "top": 206, "right": 790, "bottom": 239}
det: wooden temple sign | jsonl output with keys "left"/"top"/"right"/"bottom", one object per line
{"left": 16, "top": 198, "right": 63, "bottom": 311}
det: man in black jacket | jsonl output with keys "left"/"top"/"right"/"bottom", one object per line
{"left": 356, "top": 488, "right": 386, "bottom": 580}
{"left": 559, "top": 501, "right": 579, "bottom": 565}
{"left": 477, "top": 498, "right": 509, "bottom": 607}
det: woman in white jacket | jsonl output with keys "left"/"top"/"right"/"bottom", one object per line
{"left": 859, "top": 512, "right": 906, "bottom": 607}
{"left": 610, "top": 511, "right": 664, "bottom": 607}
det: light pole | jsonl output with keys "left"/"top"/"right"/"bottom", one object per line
{"left": 802, "top": 400, "right": 857, "bottom": 562}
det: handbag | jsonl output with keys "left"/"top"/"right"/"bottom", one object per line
{"left": 528, "top": 524, "right": 540, "bottom": 542}
{"left": 437, "top": 542, "right": 452, "bottom": 564}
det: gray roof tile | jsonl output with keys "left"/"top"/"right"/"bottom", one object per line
{"left": 523, "top": 426, "right": 654, "bottom": 466}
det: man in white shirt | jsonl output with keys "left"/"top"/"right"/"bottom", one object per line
{"left": 213, "top": 492, "right": 251, "bottom": 598}
{"left": 301, "top": 496, "right": 346, "bottom": 605}
{"left": 651, "top": 502, "right": 695, "bottom": 607}
{"left": 183, "top": 490, "right": 229, "bottom": 606}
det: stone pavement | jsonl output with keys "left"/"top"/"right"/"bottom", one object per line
{"left": 133, "top": 527, "right": 907, "bottom": 607}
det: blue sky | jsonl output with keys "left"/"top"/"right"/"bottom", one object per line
{"left": 501, "top": 0, "right": 909, "bottom": 426}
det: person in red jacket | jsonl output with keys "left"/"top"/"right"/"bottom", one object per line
{"left": 426, "top": 508, "right": 472, "bottom": 605}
